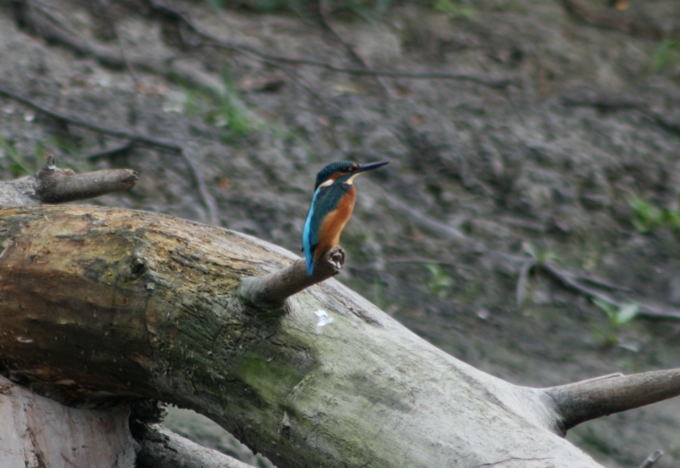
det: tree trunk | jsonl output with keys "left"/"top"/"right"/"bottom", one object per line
{"left": 0, "top": 204, "right": 607, "bottom": 467}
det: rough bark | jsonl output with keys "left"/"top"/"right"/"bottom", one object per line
{"left": 5, "top": 205, "right": 679, "bottom": 467}
{"left": 0, "top": 162, "right": 259, "bottom": 467}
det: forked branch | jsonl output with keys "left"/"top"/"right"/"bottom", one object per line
{"left": 0, "top": 85, "right": 182, "bottom": 152}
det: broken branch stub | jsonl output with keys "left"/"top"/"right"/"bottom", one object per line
{"left": 0, "top": 157, "right": 138, "bottom": 206}
{"left": 238, "top": 246, "right": 345, "bottom": 309}
{"left": 36, "top": 158, "right": 138, "bottom": 203}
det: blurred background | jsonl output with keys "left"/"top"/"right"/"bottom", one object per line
{"left": 1, "top": 0, "right": 679, "bottom": 466}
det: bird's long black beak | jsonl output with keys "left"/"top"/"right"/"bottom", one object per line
{"left": 356, "top": 161, "right": 389, "bottom": 173}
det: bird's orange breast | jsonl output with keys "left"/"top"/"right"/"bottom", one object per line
{"left": 314, "top": 185, "right": 356, "bottom": 261}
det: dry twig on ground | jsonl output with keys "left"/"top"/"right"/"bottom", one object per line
{"left": 0, "top": 85, "right": 182, "bottom": 152}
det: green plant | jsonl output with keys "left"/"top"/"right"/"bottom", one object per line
{"left": 206, "top": 65, "right": 261, "bottom": 140}
{"left": 629, "top": 196, "right": 664, "bottom": 233}
{"left": 594, "top": 299, "right": 638, "bottom": 327}
{"left": 522, "top": 241, "right": 558, "bottom": 263}
{"left": 431, "top": 0, "right": 476, "bottom": 19}
{"left": 217, "top": 91, "right": 256, "bottom": 138}
{"left": 515, "top": 242, "right": 559, "bottom": 308}
{"left": 629, "top": 195, "right": 680, "bottom": 234}
{"left": 649, "top": 40, "right": 680, "bottom": 73}
{"left": 425, "top": 262, "right": 453, "bottom": 297}
{"left": 592, "top": 298, "right": 638, "bottom": 347}
{"left": 0, "top": 137, "right": 32, "bottom": 177}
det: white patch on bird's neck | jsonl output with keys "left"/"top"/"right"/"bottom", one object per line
{"left": 346, "top": 173, "right": 362, "bottom": 184}
{"left": 318, "top": 172, "right": 363, "bottom": 188}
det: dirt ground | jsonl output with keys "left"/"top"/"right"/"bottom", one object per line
{"left": 1, "top": 0, "right": 680, "bottom": 466}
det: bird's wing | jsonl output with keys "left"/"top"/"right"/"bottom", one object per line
{"left": 302, "top": 188, "right": 322, "bottom": 275}
{"left": 302, "top": 185, "right": 346, "bottom": 275}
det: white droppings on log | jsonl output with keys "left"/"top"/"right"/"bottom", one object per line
{"left": 314, "top": 309, "right": 334, "bottom": 332}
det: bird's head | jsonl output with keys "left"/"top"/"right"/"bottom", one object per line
{"left": 314, "top": 160, "right": 389, "bottom": 189}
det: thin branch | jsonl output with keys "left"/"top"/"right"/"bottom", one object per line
{"left": 639, "top": 450, "right": 664, "bottom": 468}
{"left": 25, "top": 0, "right": 225, "bottom": 96}
{"left": 545, "top": 368, "right": 680, "bottom": 433}
{"left": 145, "top": 0, "right": 515, "bottom": 90}
{"left": 0, "top": 84, "right": 220, "bottom": 223}
{"left": 387, "top": 257, "right": 462, "bottom": 267}
{"left": 539, "top": 261, "right": 680, "bottom": 321}
{"left": 0, "top": 85, "right": 182, "bottom": 152}
{"left": 381, "top": 190, "right": 471, "bottom": 245}
{"left": 220, "top": 42, "right": 517, "bottom": 90}
{"left": 238, "top": 247, "right": 345, "bottom": 309}
{"left": 560, "top": 0, "right": 663, "bottom": 39}
{"left": 561, "top": 91, "right": 645, "bottom": 111}
{"left": 15, "top": 0, "right": 132, "bottom": 69}
{"left": 515, "top": 258, "right": 536, "bottom": 308}
{"left": 562, "top": 90, "right": 680, "bottom": 137}
{"left": 85, "top": 141, "right": 135, "bottom": 161}
{"left": 570, "top": 272, "right": 633, "bottom": 293}
{"left": 316, "top": 0, "right": 390, "bottom": 96}
{"left": 317, "top": 0, "right": 367, "bottom": 70}
{"left": 382, "top": 183, "right": 680, "bottom": 321}
{"left": 19, "top": 0, "right": 515, "bottom": 92}
{"left": 180, "top": 150, "right": 219, "bottom": 226}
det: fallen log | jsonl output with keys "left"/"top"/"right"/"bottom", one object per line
{"left": 2, "top": 204, "right": 679, "bottom": 467}
{"left": 0, "top": 160, "right": 252, "bottom": 467}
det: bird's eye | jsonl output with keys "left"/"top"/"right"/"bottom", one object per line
{"left": 349, "top": 164, "right": 358, "bottom": 172}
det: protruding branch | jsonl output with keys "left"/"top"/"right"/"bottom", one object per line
{"left": 36, "top": 157, "right": 138, "bottom": 203}
{"left": 545, "top": 369, "right": 680, "bottom": 433}
{"left": 0, "top": 157, "right": 137, "bottom": 206}
{"left": 238, "top": 247, "right": 345, "bottom": 309}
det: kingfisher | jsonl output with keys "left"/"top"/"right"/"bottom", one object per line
{"left": 302, "top": 160, "right": 389, "bottom": 276}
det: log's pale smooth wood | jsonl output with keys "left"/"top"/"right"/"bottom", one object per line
{"left": 136, "top": 424, "right": 255, "bottom": 468}
{"left": 0, "top": 375, "right": 135, "bottom": 468}
{"left": 545, "top": 369, "right": 680, "bottom": 433}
